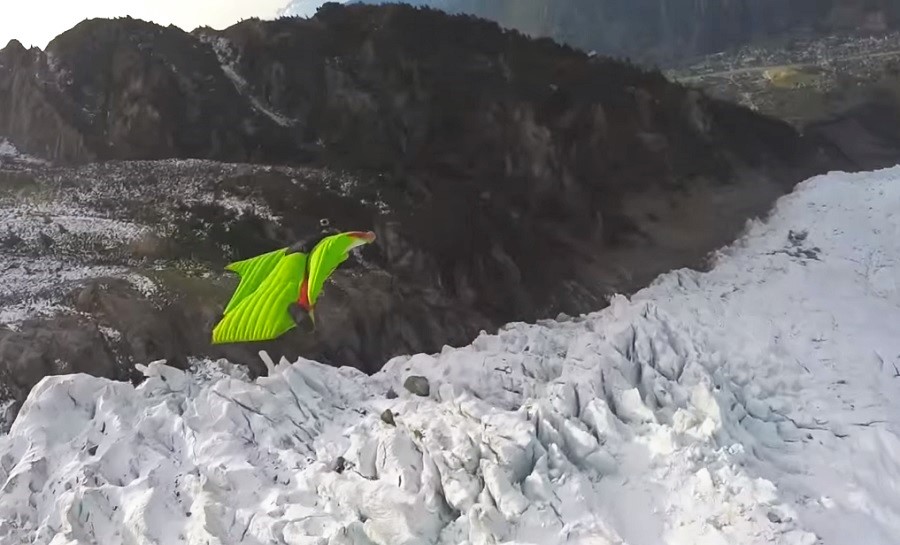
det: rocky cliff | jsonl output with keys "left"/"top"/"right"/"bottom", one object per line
{"left": 0, "top": 4, "right": 838, "bottom": 420}
{"left": 334, "top": 0, "right": 900, "bottom": 64}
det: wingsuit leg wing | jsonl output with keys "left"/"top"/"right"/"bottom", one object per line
{"left": 221, "top": 247, "right": 289, "bottom": 315}
{"left": 211, "top": 251, "right": 308, "bottom": 344}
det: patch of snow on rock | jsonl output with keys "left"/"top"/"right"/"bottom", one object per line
{"left": 0, "top": 301, "right": 72, "bottom": 330}
{"left": 98, "top": 326, "right": 122, "bottom": 343}
{"left": 0, "top": 139, "right": 47, "bottom": 166}
{"left": 188, "top": 357, "right": 252, "bottom": 386}
{"left": 0, "top": 204, "right": 150, "bottom": 252}
{"left": 198, "top": 34, "right": 298, "bottom": 128}
{"left": 0, "top": 258, "right": 132, "bottom": 327}
{"left": 123, "top": 272, "right": 158, "bottom": 298}
{"left": 3, "top": 166, "right": 900, "bottom": 544}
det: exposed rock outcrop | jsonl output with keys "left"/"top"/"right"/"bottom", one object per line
{"left": 0, "top": 40, "right": 93, "bottom": 163}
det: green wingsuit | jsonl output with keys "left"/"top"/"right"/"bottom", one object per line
{"left": 211, "top": 230, "right": 376, "bottom": 344}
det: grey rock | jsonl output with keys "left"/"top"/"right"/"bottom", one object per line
{"left": 403, "top": 376, "right": 431, "bottom": 397}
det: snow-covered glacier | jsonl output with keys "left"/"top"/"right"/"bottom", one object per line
{"left": 2, "top": 166, "right": 900, "bottom": 544}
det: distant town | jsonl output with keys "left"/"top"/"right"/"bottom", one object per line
{"left": 667, "top": 31, "right": 900, "bottom": 125}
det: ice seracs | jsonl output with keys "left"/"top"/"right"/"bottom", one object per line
{"left": 2, "top": 166, "right": 900, "bottom": 544}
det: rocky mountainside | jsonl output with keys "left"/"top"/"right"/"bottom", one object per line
{"left": 0, "top": 4, "right": 839, "bottom": 423}
{"left": 333, "top": 0, "right": 900, "bottom": 64}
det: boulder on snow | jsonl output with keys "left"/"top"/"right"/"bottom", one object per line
{"left": 404, "top": 375, "right": 431, "bottom": 397}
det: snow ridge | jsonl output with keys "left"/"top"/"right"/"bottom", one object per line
{"left": 2, "top": 166, "right": 900, "bottom": 544}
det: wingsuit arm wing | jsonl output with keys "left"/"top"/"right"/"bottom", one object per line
{"left": 287, "top": 226, "right": 340, "bottom": 255}
{"left": 305, "top": 231, "right": 376, "bottom": 309}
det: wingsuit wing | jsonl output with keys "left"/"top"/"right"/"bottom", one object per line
{"left": 305, "top": 231, "right": 376, "bottom": 309}
{"left": 211, "top": 251, "right": 308, "bottom": 344}
{"left": 211, "top": 230, "right": 376, "bottom": 344}
{"left": 221, "top": 247, "right": 290, "bottom": 315}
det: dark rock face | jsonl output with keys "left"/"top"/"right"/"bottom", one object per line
{"left": 0, "top": 4, "right": 840, "bottom": 414}
{"left": 0, "top": 315, "right": 120, "bottom": 407}
{"left": 0, "top": 40, "right": 93, "bottom": 163}
{"left": 341, "top": 0, "right": 900, "bottom": 64}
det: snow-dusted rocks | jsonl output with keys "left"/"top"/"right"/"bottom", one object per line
{"left": 2, "top": 165, "right": 900, "bottom": 544}
{"left": 0, "top": 139, "right": 47, "bottom": 167}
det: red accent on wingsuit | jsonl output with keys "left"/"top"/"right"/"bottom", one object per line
{"left": 298, "top": 277, "right": 311, "bottom": 311}
{"left": 347, "top": 231, "right": 376, "bottom": 242}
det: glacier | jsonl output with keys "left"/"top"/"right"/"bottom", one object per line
{"left": 1, "top": 165, "right": 900, "bottom": 544}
